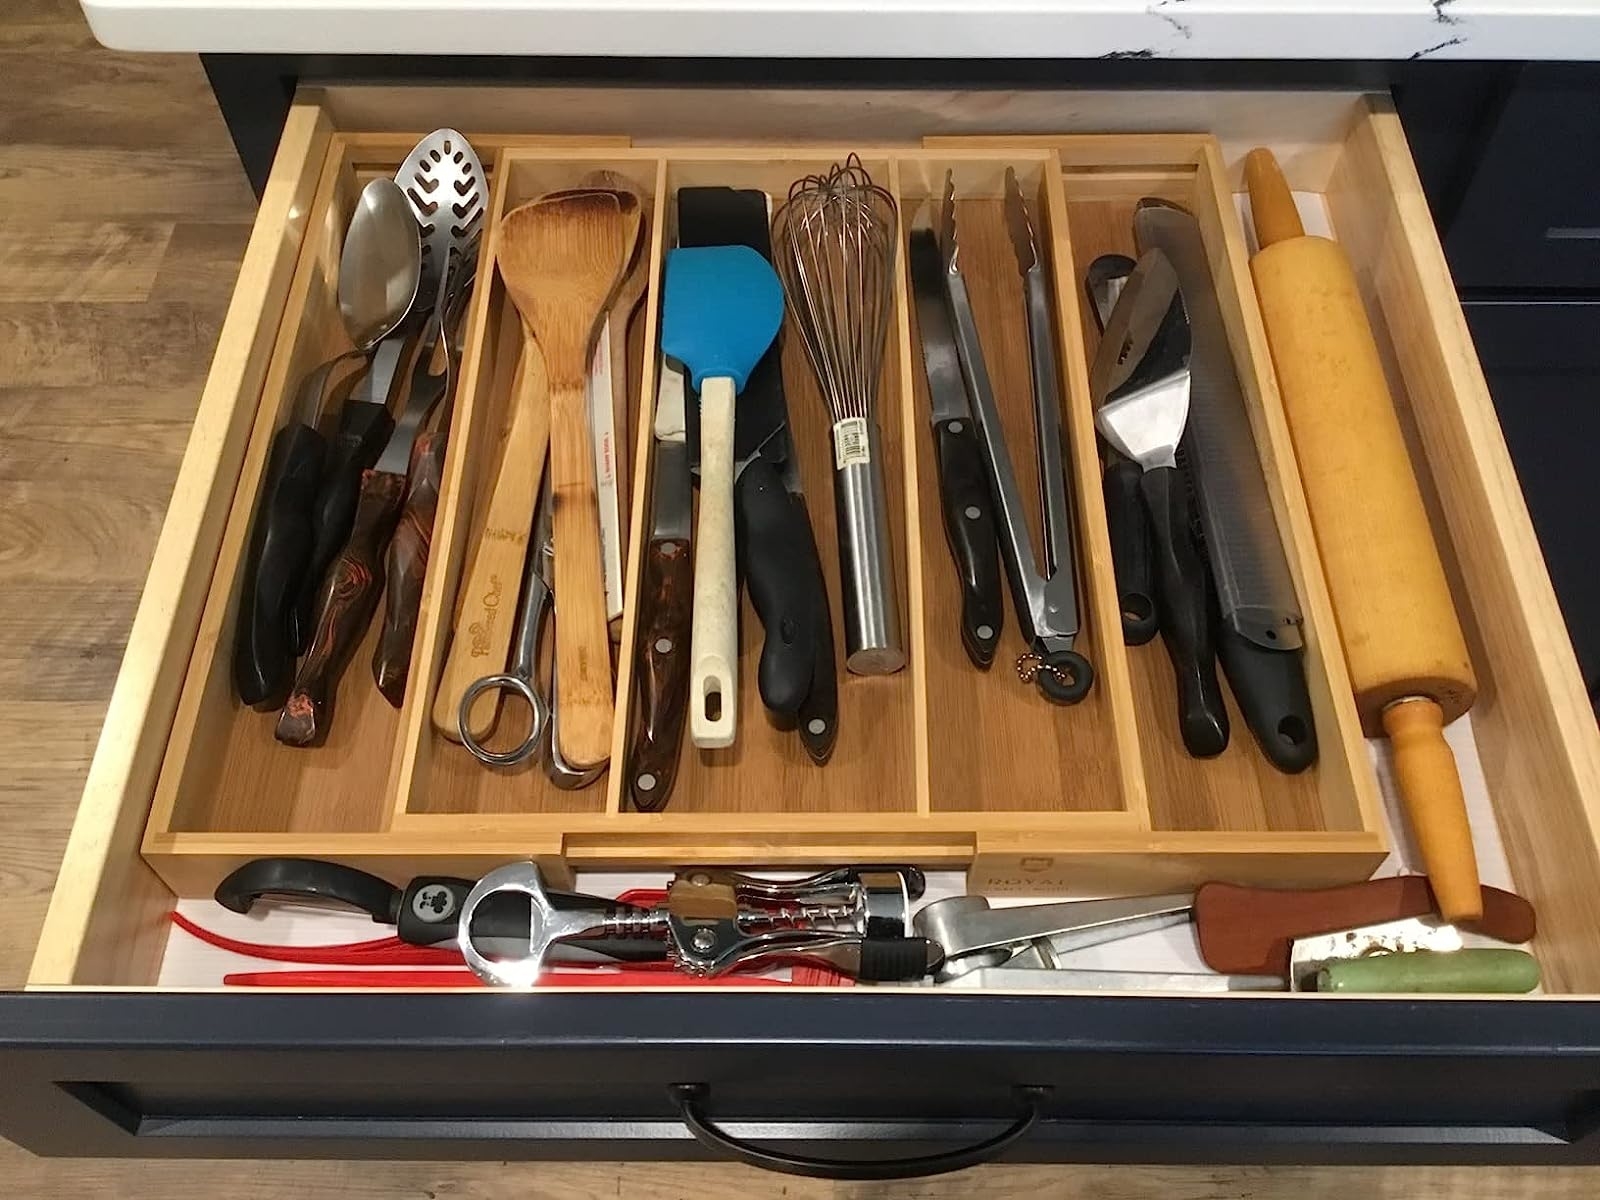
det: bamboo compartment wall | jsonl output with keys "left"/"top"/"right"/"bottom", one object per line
{"left": 140, "top": 133, "right": 1393, "bottom": 899}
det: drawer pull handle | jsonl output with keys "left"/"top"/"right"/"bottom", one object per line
{"left": 669, "top": 1082, "right": 1048, "bottom": 1180}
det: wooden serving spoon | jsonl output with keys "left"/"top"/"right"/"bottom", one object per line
{"left": 497, "top": 190, "right": 636, "bottom": 767}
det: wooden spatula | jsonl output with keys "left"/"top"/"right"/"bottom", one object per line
{"left": 497, "top": 190, "right": 635, "bottom": 766}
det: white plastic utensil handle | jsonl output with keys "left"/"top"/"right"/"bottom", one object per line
{"left": 587, "top": 322, "right": 624, "bottom": 622}
{"left": 691, "top": 374, "right": 738, "bottom": 748}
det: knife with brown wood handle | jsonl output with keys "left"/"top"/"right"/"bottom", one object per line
{"left": 276, "top": 467, "right": 407, "bottom": 746}
{"left": 373, "top": 428, "right": 447, "bottom": 707}
{"left": 627, "top": 366, "right": 693, "bottom": 812}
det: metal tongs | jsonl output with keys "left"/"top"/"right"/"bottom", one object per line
{"left": 456, "top": 864, "right": 939, "bottom": 986}
{"left": 935, "top": 170, "right": 1093, "bottom": 703}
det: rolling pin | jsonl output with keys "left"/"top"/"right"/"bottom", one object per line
{"left": 1244, "top": 148, "right": 1482, "bottom": 922}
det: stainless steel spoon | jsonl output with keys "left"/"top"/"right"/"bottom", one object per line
{"left": 287, "top": 179, "right": 423, "bottom": 653}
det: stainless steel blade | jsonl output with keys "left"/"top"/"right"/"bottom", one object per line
{"left": 935, "top": 967, "right": 1284, "bottom": 992}
{"left": 908, "top": 229, "right": 975, "bottom": 426}
{"left": 1134, "top": 199, "right": 1303, "bottom": 649}
{"left": 649, "top": 362, "right": 693, "bottom": 543}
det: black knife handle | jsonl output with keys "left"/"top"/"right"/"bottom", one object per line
{"left": 932, "top": 417, "right": 1004, "bottom": 668}
{"left": 1217, "top": 625, "right": 1318, "bottom": 774}
{"left": 293, "top": 401, "right": 393, "bottom": 654}
{"left": 234, "top": 421, "right": 327, "bottom": 708}
{"left": 1141, "top": 465, "right": 1229, "bottom": 757}
{"left": 736, "top": 456, "right": 820, "bottom": 717}
{"left": 1103, "top": 456, "right": 1158, "bottom": 646}
{"left": 796, "top": 495, "right": 839, "bottom": 765}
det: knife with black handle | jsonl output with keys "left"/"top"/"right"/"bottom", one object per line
{"left": 908, "top": 229, "right": 1005, "bottom": 669}
{"left": 736, "top": 454, "right": 819, "bottom": 715}
{"left": 235, "top": 418, "right": 327, "bottom": 708}
{"left": 1144, "top": 463, "right": 1229, "bottom": 758}
{"left": 1086, "top": 253, "right": 1158, "bottom": 646}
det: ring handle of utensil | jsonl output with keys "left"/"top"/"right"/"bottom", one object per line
{"left": 670, "top": 1083, "right": 1050, "bottom": 1181}
{"left": 1034, "top": 649, "right": 1095, "bottom": 706}
{"left": 458, "top": 673, "right": 547, "bottom": 768}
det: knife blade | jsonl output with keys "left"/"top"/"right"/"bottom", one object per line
{"left": 1132, "top": 200, "right": 1302, "bottom": 648}
{"left": 627, "top": 361, "right": 694, "bottom": 812}
{"left": 908, "top": 228, "right": 1005, "bottom": 669}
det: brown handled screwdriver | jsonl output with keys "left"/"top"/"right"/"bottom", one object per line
{"left": 1245, "top": 148, "right": 1482, "bottom": 921}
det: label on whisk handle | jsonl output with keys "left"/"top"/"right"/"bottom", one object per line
{"left": 832, "top": 417, "right": 872, "bottom": 470}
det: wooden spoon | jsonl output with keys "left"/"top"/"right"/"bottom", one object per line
{"left": 498, "top": 190, "right": 635, "bottom": 766}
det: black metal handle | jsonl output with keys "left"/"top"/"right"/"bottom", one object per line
{"left": 1103, "top": 456, "right": 1157, "bottom": 646}
{"left": 933, "top": 416, "right": 1005, "bottom": 667}
{"left": 234, "top": 421, "right": 327, "bottom": 707}
{"left": 735, "top": 456, "right": 820, "bottom": 717}
{"left": 293, "top": 400, "right": 393, "bottom": 654}
{"left": 670, "top": 1083, "right": 1049, "bottom": 1180}
{"left": 1142, "top": 464, "right": 1229, "bottom": 757}
{"left": 1216, "top": 625, "right": 1319, "bottom": 774}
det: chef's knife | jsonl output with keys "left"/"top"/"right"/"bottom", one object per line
{"left": 1133, "top": 199, "right": 1316, "bottom": 773}
{"left": 1085, "top": 253, "right": 1157, "bottom": 647}
{"left": 680, "top": 186, "right": 828, "bottom": 721}
{"left": 628, "top": 362, "right": 694, "bottom": 812}
{"left": 908, "top": 228, "right": 1004, "bottom": 669}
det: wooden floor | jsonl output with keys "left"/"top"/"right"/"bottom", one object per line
{"left": 0, "top": 1, "right": 1596, "bottom": 1195}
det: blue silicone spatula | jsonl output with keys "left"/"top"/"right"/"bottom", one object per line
{"left": 660, "top": 244, "right": 785, "bottom": 748}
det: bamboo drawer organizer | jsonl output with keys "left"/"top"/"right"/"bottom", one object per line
{"left": 141, "top": 127, "right": 1454, "bottom": 901}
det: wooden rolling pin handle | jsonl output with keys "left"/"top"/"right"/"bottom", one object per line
{"left": 1382, "top": 697, "right": 1484, "bottom": 923}
{"left": 1244, "top": 148, "right": 1305, "bottom": 249}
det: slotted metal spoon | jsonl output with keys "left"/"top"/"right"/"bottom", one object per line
{"left": 396, "top": 127, "right": 487, "bottom": 315}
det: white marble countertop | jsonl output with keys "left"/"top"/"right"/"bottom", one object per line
{"left": 80, "top": 0, "right": 1600, "bottom": 60}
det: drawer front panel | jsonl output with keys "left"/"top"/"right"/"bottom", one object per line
{"left": 2, "top": 992, "right": 1600, "bottom": 1164}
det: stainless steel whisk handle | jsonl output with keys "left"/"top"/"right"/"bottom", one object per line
{"left": 830, "top": 419, "right": 905, "bottom": 675}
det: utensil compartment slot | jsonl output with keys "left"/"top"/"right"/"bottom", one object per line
{"left": 610, "top": 154, "right": 919, "bottom": 816}
{"left": 1057, "top": 145, "right": 1367, "bottom": 835}
{"left": 400, "top": 152, "right": 660, "bottom": 818}
{"left": 896, "top": 153, "right": 1136, "bottom": 816}
{"left": 149, "top": 139, "right": 446, "bottom": 837}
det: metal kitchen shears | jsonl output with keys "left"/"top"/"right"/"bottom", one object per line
{"left": 457, "top": 474, "right": 605, "bottom": 787}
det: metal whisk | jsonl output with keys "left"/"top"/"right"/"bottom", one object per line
{"left": 772, "top": 157, "right": 906, "bottom": 675}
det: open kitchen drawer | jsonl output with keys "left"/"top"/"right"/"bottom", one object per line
{"left": 5, "top": 85, "right": 1600, "bottom": 1166}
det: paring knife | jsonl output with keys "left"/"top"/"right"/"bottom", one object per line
{"left": 679, "top": 187, "right": 835, "bottom": 746}
{"left": 908, "top": 228, "right": 1005, "bottom": 669}
{"left": 628, "top": 362, "right": 694, "bottom": 811}
{"left": 1133, "top": 200, "right": 1316, "bottom": 773}
{"left": 1084, "top": 253, "right": 1157, "bottom": 647}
